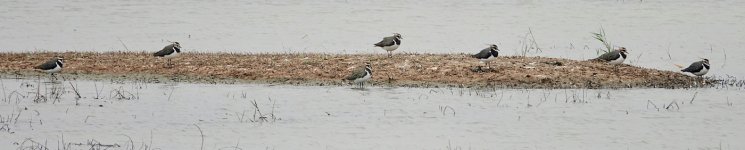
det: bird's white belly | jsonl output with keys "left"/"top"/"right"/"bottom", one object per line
{"left": 479, "top": 56, "right": 496, "bottom": 63}
{"left": 354, "top": 72, "right": 372, "bottom": 83}
{"left": 608, "top": 56, "right": 625, "bottom": 65}
{"left": 43, "top": 65, "right": 62, "bottom": 73}
{"left": 382, "top": 44, "right": 399, "bottom": 51}
{"left": 163, "top": 52, "right": 179, "bottom": 59}
{"left": 693, "top": 67, "right": 709, "bottom": 76}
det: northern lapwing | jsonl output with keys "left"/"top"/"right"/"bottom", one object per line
{"left": 471, "top": 44, "right": 500, "bottom": 71}
{"left": 345, "top": 62, "right": 372, "bottom": 89}
{"left": 374, "top": 33, "right": 402, "bottom": 58}
{"left": 679, "top": 58, "right": 710, "bottom": 76}
{"left": 153, "top": 42, "right": 182, "bottom": 67}
{"left": 34, "top": 56, "right": 65, "bottom": 80}
{"left": 594, "top": 47, "right": 628, "bottom": 65}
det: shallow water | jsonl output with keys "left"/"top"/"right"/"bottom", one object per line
{"left": 2, "top": 1, "right": 745, "bottom": 149}
{"left": 1, "top": 0, "right": 744, "bottom": 78}
{"left": 0, "top": 78, "right": 744, "bottom": 149}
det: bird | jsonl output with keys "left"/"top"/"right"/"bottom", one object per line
{"left": 471, "top": 44, "right": 500, "bottom": 70}
{"left": 374, "top": 33, "right": 402, "bottom": 58}
{"left": 34, "top": 56, "right": 65, "bottom": 80}
{"left": 593, "top": 47, "right": 628, "bottom": 65}
{"left": 153, "top": 42, "right": 182, "bottom": 67}
{"left": 345, "top": 62, "right": 372, "bottom": 89}
{"left": 679, "top": 58, "right": 710, "bottom": 76}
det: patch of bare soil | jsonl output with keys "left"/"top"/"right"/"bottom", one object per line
{"left": 0, "top": 52, "right": 711, "bottom": 88}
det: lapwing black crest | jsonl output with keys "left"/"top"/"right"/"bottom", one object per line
{"left": 680, "top": 58, "right": 710, "bottom": 76}
{"left": 153, "top": 42, "right": 182, "bottom": 67}
{"left": 345, "top": 62, "right": 372, "bottom": 89}
{"left": 34, "top": 56, "right": 65, "bottom": 80}
{"left": 594, "top": 47, "right": 628, "bottom": 65}
{"left": 471, "top": 44, "right": 500, "bottom": 71}
{"left": 374, "top": 33, "right": 402, "bottom": 58}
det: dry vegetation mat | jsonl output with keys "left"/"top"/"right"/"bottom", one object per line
{"left": 0, "top": 52, "right": 711, "bottom": 88}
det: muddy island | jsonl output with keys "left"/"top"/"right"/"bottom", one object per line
{"left": 0, "top": 52, "right": 712, "bottom": 88}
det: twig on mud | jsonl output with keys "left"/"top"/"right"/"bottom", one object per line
{"left": 439, "top": 105, "right": 456, "bottom": 116}
{"left": 109, "top": 86, "right": 137, "bottom": 100}
{"left": 194, "top": 124, "right": 205, "bottom": 150}
{"left": 68, "top": 81, "right": 82, "bottom": 99}
{"left": 666, "top": 43, "right": 672, "bottom": 60}
{"left": 120, "top": 134, "right": 135, "bottom": 150}
{"left": 167, "top": 88, "right": 175, "bottom": 101}
{"left": 16, "top": 138, "right": 50, "bottom": 150}
{"left": 117, "top": 37, "right": 130, "bottom": 51}
{"left": 519, "top": 27, "right": 542, "bottom": 56}
{"left": 646, "top": 100, "right": 659, "bottom": 111}
{"left": 250, "top": 100, "right": 265, "bottom": 122}
{"left": 721, "top": 47, "right": 727, "bottom": 68}
{"left": 665, "top": 100, "right": 680, "bottom": 111}
{"left": 94, "top": 82, "right": 104, "bottom": 99}
{"left": 1, "top": 79, "right": 6, "bottom": 103}
{"left": 689, "top": 92, "right": 698, "bottom": 104}
{"left": 32, "top": 78, "right": 47, "bottom": 103}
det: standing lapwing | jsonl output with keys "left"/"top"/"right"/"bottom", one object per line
{"left": 374, "top": 33, "right": 402, "bottom": 58}
{"left": 679, "top": 58, "right": 710, "bottom": 76}
{"left": 593, "top": 47, "right": 628, "bottom": 65}
{"left": 471, "top": 44, "right": 500, "bottom": 71}
{"left": 345, "top": 62, "right": 372, "bottom": 89}
{"left": 34, "top": 56, "right": 65, "bottom": 80}
{"left": 153, "top": 42, "right": 182, "bottom": 67}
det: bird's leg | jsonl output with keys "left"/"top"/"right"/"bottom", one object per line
{"left": 388, "top": 51, "right": 392, "bottom": 58}
{"left": 699, "top": 76, "right": 705, "bottom": 85}
{"left": 165, "top": 59, "right": 174, "bottom": 68}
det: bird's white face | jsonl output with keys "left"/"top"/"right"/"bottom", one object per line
{"left": 702, "top": 59, "right": 710, "bottom": 66}
{"left": 393, "top": 33, "right": 402, "bottom": 39}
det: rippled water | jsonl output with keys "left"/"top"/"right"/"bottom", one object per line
{"left": 1, "top": 0, "right": 744, "bottom": 77}
{"left": 0, "top": 78, "right": 744, "bottom": 149}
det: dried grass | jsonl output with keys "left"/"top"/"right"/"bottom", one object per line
{"left": 0, "top": 51, "right": 710, "bottom": 88}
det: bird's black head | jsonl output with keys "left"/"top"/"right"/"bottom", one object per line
{"left": 702, "top": 58, "right": 710, "bottom": 65}
{"left": 618, "top": 47, "right": 628, "bottom": 54}
{"left": 364, "top": 62, "right": 372, "bottom": 72}
{"left": 393, "top": 33, "right": 402, "bottom": 39}
{"left": 173, "top": 42, "right": 182, "bottom": 49}
{"left": 55, "top": 56, "right": 65, "bottom": 63}
{"left": 490, "top": 44, "right": 499, "bottom": 51}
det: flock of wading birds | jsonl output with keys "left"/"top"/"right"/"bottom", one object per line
{"left": 30, "top": 33, "right": 711, "bottom": 89}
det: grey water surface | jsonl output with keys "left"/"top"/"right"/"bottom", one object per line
{"left": 1, "top": 0, "right": 744, "bottom": 78}
{"left": 0, "top": 78, "right": 744, "bottom": 149}
{"left": 2, "top": 0, "right": 745, "bottom": 149}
